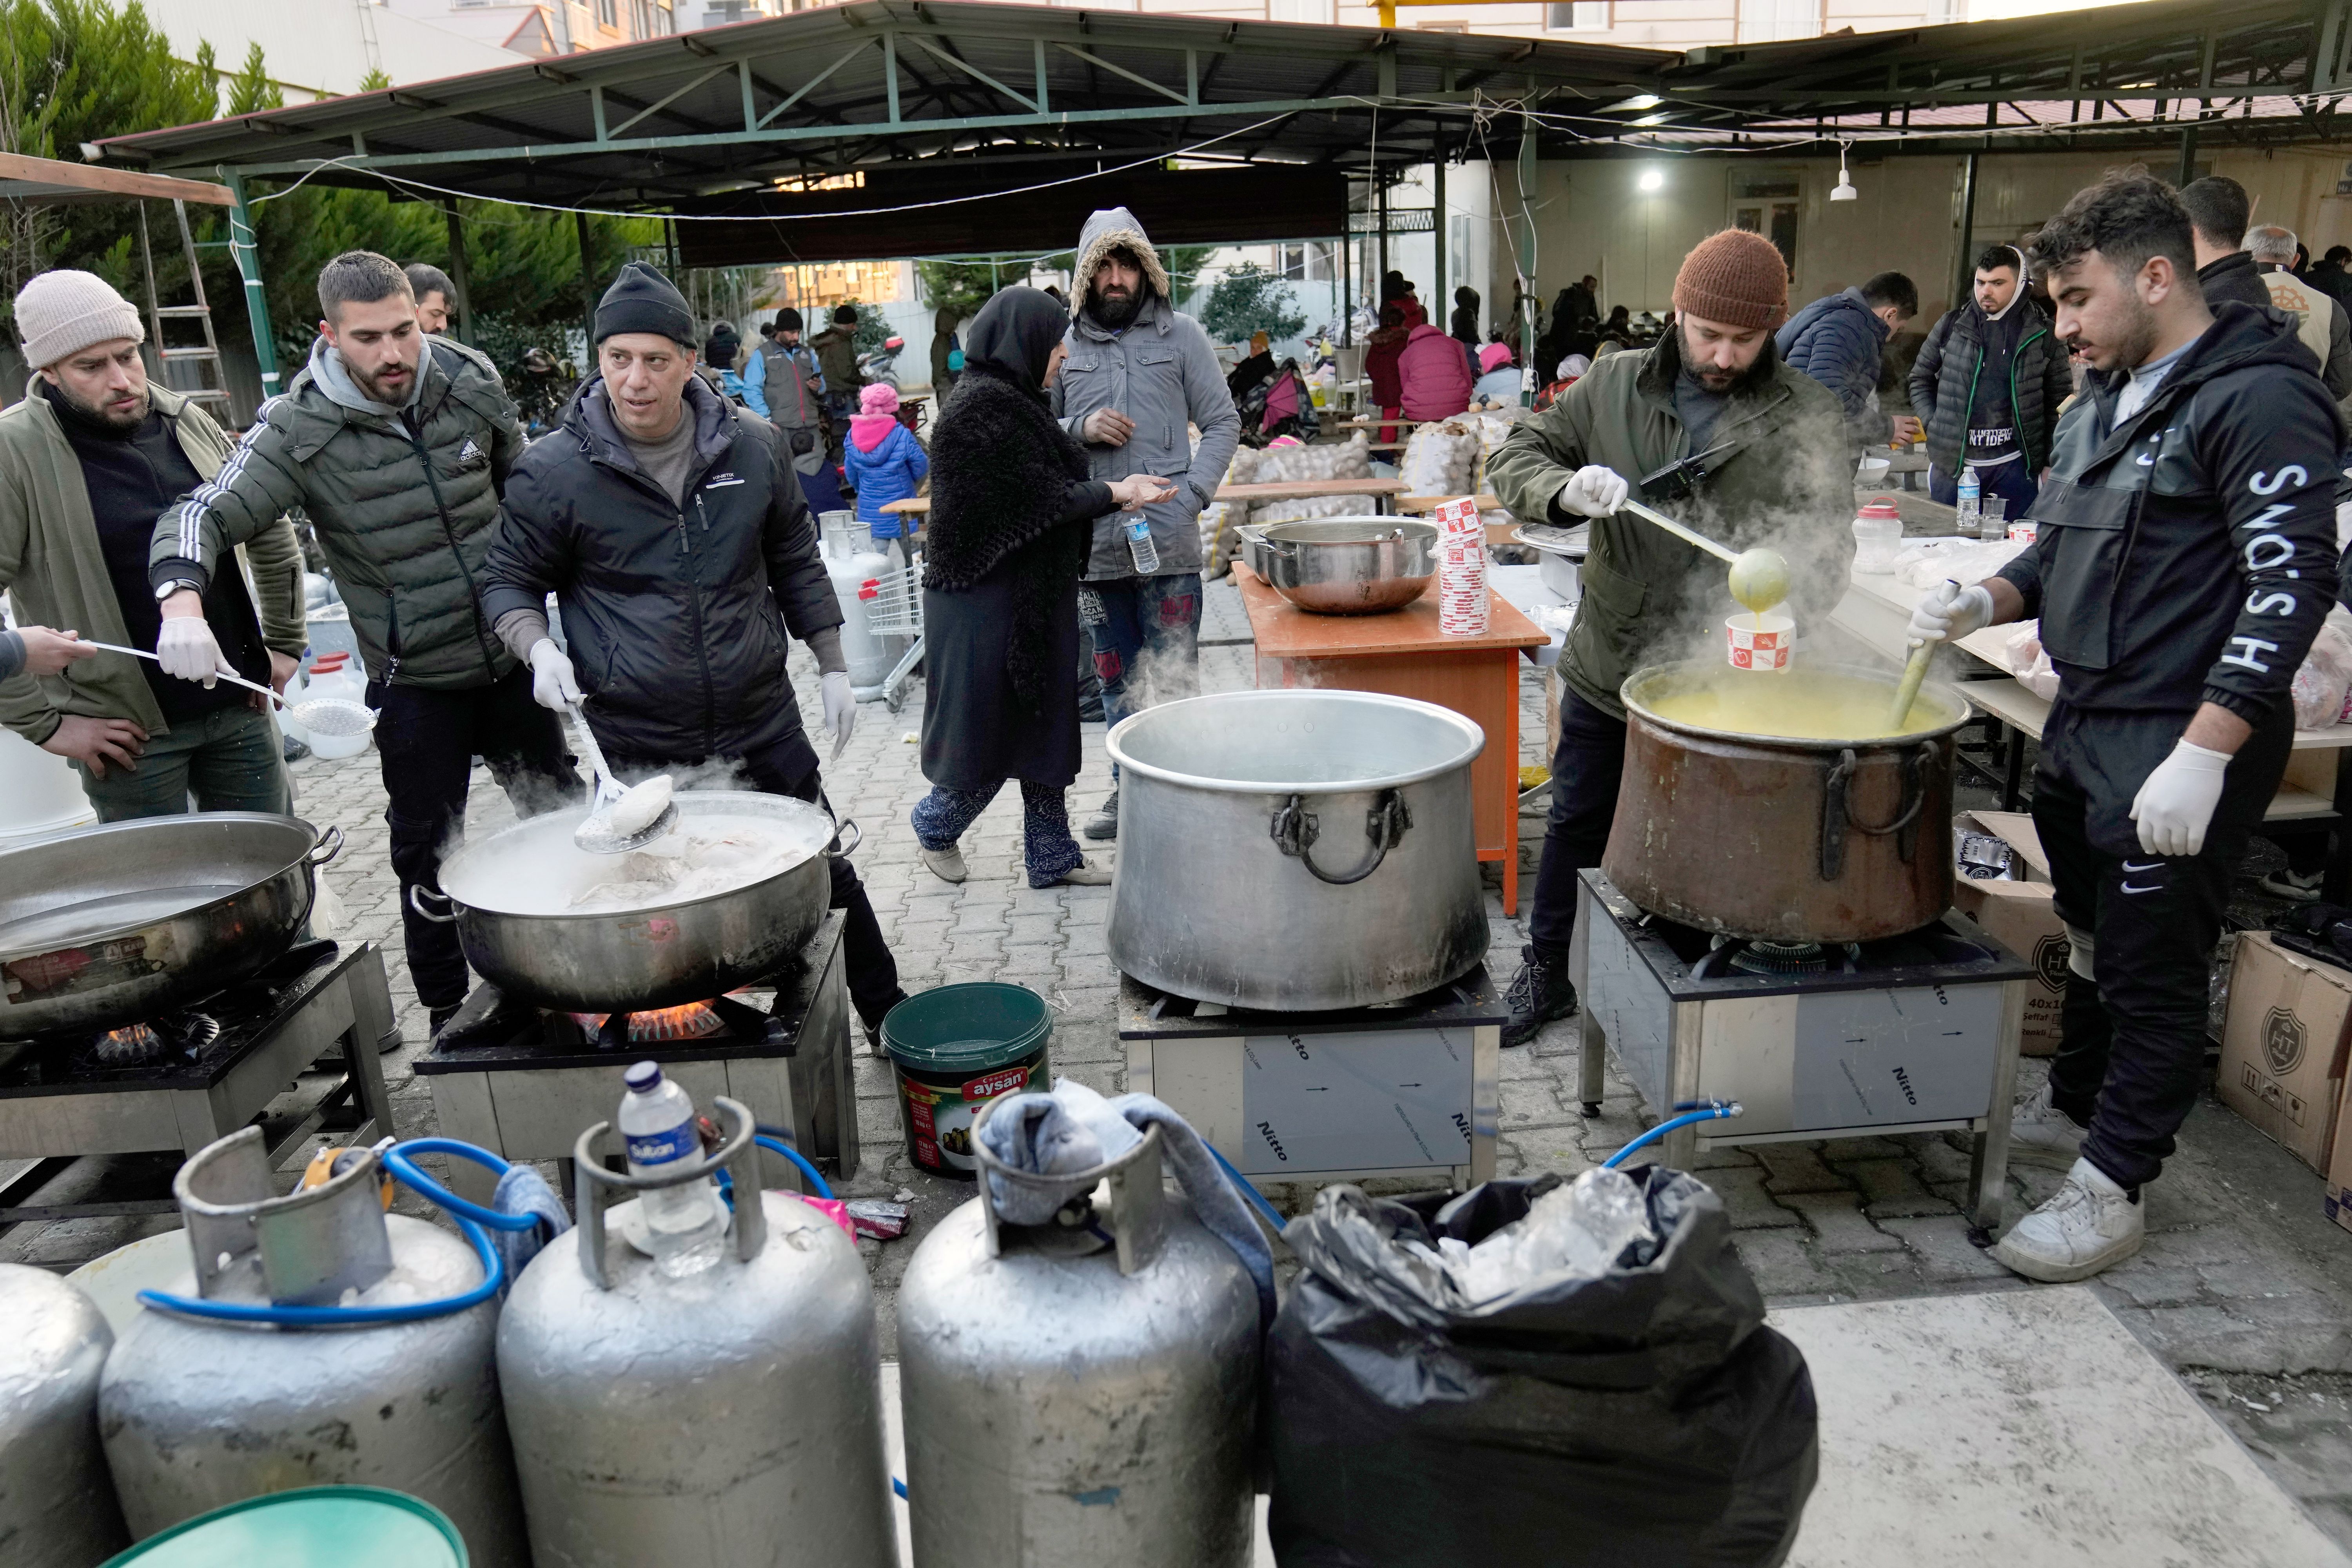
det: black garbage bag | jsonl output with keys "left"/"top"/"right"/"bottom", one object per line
{"left": 1267, "top": 1169, "right": 1817, "bottom": 1568}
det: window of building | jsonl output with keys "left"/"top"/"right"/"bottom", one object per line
{"left": 594, "top": 0, "right": 618, "bottom": 29}
{"left": 1546, "top": 2, "right": 1609, "bottom": 29}
{"left": 1274, "top": 242, "right": 1336, "bottom": 282}
{"left": 1414, "top": 19, "right": 1469, "bottom": 31}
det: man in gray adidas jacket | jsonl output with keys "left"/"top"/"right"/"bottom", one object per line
{"left": 149, "top": 250, "right": 575, "bottom": 1034}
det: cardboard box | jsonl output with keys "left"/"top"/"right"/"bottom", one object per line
{"left": 1949, "top": 811, "right": 2069, "bottom": 1056}
{"left": 2325, "top": 1078, "right": 2352, "bottom": 1236}
{"left": 2219, "top": 931, "right": 2352, "bottom": 1177}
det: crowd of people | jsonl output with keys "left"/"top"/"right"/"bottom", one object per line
{"left": 4, "top": 162, "right": 2346, "bottom": 1298}
{"left": 0, "top": 201, "right": 1238, "bottom": 1048}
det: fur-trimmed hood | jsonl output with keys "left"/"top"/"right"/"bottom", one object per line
{"left": 1071, "top": 206, "right": 1172, "bottom": 320}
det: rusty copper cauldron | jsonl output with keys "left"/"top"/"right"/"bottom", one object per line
{"left": 1601, "top": 661, "right": 1976, "bottom": 943}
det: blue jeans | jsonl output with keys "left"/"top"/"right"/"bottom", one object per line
{"left": 1080, "top": 572, "right": 1203, "bottom": 781}
{"left": 1928, "top": 460, "right": 2041, "bottom": 519}
{"left": 912, "top": 780, "right": 1083, "bottom": 888}
{"left": 74, "top": 702, "right": 290, "bottom": 821}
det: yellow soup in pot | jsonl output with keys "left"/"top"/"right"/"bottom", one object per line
{"left": 1641, "top": 669, "right": 1956, "bottom": 742}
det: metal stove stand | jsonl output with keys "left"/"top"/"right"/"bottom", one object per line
{"left": 1570, "top": 869, "right": 2031, "bottom": 1229}
{"left": 0, "top": 940, "right": 399, "bottom": 1224}
{"left": 1119, "top": 968, "right": 1501, "bottom": 1190}
{"left": 416, "top": 910, "right": 852, "bottom": 1203}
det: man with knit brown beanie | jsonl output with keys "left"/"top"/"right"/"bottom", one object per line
{"left": 0, "top": 269, "right": 304, "bottom": 820}
{"left": 1487, "top": 229, "right": 1852, "bottom": 1046}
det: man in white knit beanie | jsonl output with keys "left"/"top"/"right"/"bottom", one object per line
{"left": 0, "top": 268, "right": 305, "bottom": 818}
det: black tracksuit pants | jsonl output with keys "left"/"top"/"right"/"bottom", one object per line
{"left": 370, "top": 666, "right": 577, "bottom": 1011}
{"left": 1528, "top": 685, "right": 1630, "bottom": 956}
{"left": 2033, "top": 699, "right": 2293, "bottom": 1190}
{"left": 608, "top": 731, "right": 904, "bottom": 1028}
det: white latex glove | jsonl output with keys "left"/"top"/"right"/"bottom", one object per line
{"left": 1555, "top": 465, "right": 1631, "bottom": 518}
{"left": 154, "top": 615, "right": 230, "bottom": 686}
{"left": 821, "top": 669, "right": 855, "bottom": 761}
{"left": 1907, "top": 581, "right": 1996, "bottom": 646}
{"left": 2129, "top": 739, "right": 2232, "bottom": 857}
{"left": 527, "top": 637, "right": 581, "bottom": 711}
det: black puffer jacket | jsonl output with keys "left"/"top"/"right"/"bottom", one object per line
{"left": 1908, "top": 301, "right": 2074, "bottom": 479}
{"left": 480, "top": 374, "right": 842, "bottom": 770}
{"left": 2001, "top": 301, "right": 2342, "bottom": 724}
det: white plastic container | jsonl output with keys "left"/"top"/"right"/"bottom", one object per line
{"left": 1851, "top": 499, "right": 1903, "bottom": 574}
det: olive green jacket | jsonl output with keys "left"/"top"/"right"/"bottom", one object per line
{"left": 1488, "top": 333, "right": 1853, "bottom": 718}
{"left": 151, "top": 336, "right": 523, "bottom": 690}
{"left": 0, "top": 380, "right": 304, "bottom": 745}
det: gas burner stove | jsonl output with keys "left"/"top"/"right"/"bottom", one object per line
{"left": 431, "top": 985, "right": 793, "bottom": 1056}
{"left": 414, "top": 911, "right": 857, "bottom": 1204}
{"left": 0, "top": 938, "right": 344, "bottom": 1088}
{"left": 1573, "top": 869, "right": 2033, "bottom": 1231}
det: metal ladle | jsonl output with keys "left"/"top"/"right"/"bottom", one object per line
{"left": 1617, "top": 497, "right": 1791, "bottom": 615}
{"left": 564, "top": 699, "right": 679, "bottom": 855}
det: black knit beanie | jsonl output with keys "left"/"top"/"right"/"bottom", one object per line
{"left": 774, "top": 307, "right": 802, "bottom": 332}
{"left": 832, "top": 303, "right": 859, "bottom": 325}
{"left": 594, "top": 261, "right": 694, "bottom": 347}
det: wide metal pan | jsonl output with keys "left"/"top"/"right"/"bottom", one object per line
{"left": 416, "top": 791, "right": 857, "bottom": 1012}
{"left": 0, "top": 815, "right": 341, "bottom": 1038}
{"left": 1248, "top": 517, "right": 1438, "bottom": 614}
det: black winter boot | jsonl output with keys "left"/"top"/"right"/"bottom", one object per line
{"left": 1501, "top": 943, "right": 1577, "bottom": 1047}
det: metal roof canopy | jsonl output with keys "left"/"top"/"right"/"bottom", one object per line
{"left": 92, "top": 0, "right": 2352, "bottom": 195}
{"left": 84, "top": 0, "right": 2352, "bottom": 396}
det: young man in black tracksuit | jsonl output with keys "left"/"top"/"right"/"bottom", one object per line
{"left": 1911, "top": 171, "right": 2341, "bottom": 1282}
{"left": 479, "top": 263, "right": 907, "bottom": 1040}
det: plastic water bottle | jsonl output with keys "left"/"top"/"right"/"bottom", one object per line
{"left": 1955, "top": 467, "right": 1980, "bottom": 533}
{"left": 618, "top": 1061, "right": 725, "bottom": 1278}
{"left": 1125, "top": 515, "right": 1160, "bottom": 575}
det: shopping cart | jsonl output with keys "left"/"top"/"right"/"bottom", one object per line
{"left": 857, "top": 552, "right": 925, "bottom": 712}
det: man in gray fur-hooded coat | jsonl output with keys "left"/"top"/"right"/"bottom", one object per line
{"left": 1051, "top": 206, "right": 1240, "bottom": 842}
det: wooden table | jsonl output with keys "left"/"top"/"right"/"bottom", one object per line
{"left": 1214, "top": 477, "right": 1406, "bottom": 514}
{"left": 1233, "top": 561, "right": 1550, "bottom": 913}
{"left": 880, "top": 497, "right": 928, "bottom": 519}
{"left": 1398, "top": 493, "right": 1502, "bottom": 514}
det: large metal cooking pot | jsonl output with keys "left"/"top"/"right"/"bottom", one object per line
{"left": 1247, "top": 517, "right": 1437, "bottom": 614}
{"left": 417, "top": 791, "right": 854, "bottom": 1012}
{"left": 0, "top": 815, "right": 339, "bottom": 1039}
{"left": 1106, "top": 690, "right": 1486, "bottom": 1011}
{"left": 1604, "top": 661, "right": 1973, "bottom": 943}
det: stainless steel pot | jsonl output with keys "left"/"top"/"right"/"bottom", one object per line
{"left": 1604, "top": 661, "right": 1973, "bottom": 943}
{"left": 1105, "top": 690, "right": 1487, "bottom": 1011}
{"left": 1248, "top": 517, "right": 1437, "bottom": 614}
{"left": 0, "top": 815, "right": 340, "bottom": 1039}
{"left": 417, "top": 791, "right": 855, "bottom": 1012}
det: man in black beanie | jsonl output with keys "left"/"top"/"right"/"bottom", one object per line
{"left": 481, "top": 261, "right": 908, "bottom": 1041}
{"left": 808, "top": 301, "right": 865, "bottom": 432}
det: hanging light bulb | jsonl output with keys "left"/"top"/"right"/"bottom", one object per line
{"left": 1829, "top": 141, "right": 1858, "bottom": 203}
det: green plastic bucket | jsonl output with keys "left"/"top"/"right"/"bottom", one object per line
{"left": 102, "top": 1486, "right": 465, "bottom": 1566}
{"left": 880, "top": 982, "right": 1053, "bottom": 1179}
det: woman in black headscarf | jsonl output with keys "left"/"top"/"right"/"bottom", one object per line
{"left": 909, "top": 287, "right": 1174, "bottom": 889}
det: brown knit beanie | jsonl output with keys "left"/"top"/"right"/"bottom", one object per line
{"left": 1671, "top": 230, "right": 1791, "bottom": 330}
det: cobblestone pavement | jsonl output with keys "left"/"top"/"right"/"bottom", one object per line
{"left": 10, "top": 578, "right": 2351, "bottom": 1546}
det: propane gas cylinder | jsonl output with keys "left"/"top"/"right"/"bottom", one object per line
{"left": 97, "top": 1129, "right": 530, "bottom": 1566}
{"left": 0, "top": 1263, "right": 128, "bottom": 1566}
{"left": 496, "top": 1096, "right": 898, "bottom": 1567}
{"left": 897, "top": 1111, "right": 1260, "bottom": 1567}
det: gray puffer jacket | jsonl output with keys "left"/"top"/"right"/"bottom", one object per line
{"left": 151, "top": 336, "right": 523, "bottom": 688}
{"left": 1053, "top": 206, "right": 1241, "bottom": 580}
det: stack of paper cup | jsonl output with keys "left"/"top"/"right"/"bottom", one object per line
{"left": 1432, "top": 497, "right": 1489, "bottom": 637}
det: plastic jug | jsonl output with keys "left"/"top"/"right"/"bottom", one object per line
{"left": 1851, "top": 499, "right": 1902, "bottom": 575}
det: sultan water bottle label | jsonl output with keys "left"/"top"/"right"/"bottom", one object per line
{"left": 625, "top": 1122, "right": 699, "bottom": 1167}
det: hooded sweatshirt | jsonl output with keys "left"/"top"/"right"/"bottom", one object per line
{"left": 1052, "top": 206, "right": 1240, "bottom": 579}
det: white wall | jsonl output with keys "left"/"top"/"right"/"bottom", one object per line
{"left": 132, "top": 0, "right": 530, "bottom": 99}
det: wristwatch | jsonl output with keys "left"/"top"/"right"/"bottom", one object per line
{"left": 154, "top": 578, "right": 202, "bottom": 602}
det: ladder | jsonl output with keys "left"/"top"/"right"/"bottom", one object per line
{"left": 136, "top": 199, "right": 236, "bottom": 423}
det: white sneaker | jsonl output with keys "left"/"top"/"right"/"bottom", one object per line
{"left": 2009, "top": 1082, "right": 2090, "bottom": 1168}
{"left": 1992, "top": 1157, "right": 2144, "bottom": 1283}
{"left": 919, "top": 844, "right": 967, "bottom": 884}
